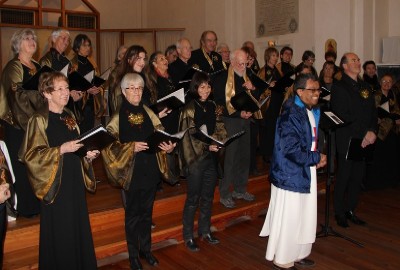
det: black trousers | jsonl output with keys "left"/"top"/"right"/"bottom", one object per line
{"left": 0, "top": 204, "right": 6, "bottom": 269}
{"left": 249, "top": 119, "right": 261, "bottom": 172}
{"left": 334, "top": 152, "right": 365, "bottom": 216}
{"left": 124, "top": 186, "right": 157, "bottom": 261}
{"left": 182, "top": 154, "right": 217, "bottom": 240}
{"left": 4, "top": 124, "right": 39, "bottom": 217}
{"left": 220, "top": 117, "right": 250, "bottom": 199}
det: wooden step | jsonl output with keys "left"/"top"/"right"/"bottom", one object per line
{"left": 3, "top": 173, "right": 328, "bottom": 270}
{"left": 3, "top": 175, "right": 270, "bottom": 269}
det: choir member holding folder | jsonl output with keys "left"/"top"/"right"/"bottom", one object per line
{"left": 366, "top": 74, "right": 400, "bottom": 189}
{"left": 20, "top": 71, "right": 100, "bottom": 269}
{"left": 145, "top": 52, "right": 181, "bottom": 184}
{"left": 0, "top": 28, "right": 44, "bottom": 217}
{"left": 40, "top": 29, "right": 84, "bottom": 124}
{"left": 70, "top": 34, "right": 105, "bottom": 133}
{"left": 179, "top": 72, "right": 227, "bottom": 251}
{"left": 101, "top": 73, "right": 175, "bottom": 270}
{"left": 213, "top": 49, "right": 263, "bottom": 209}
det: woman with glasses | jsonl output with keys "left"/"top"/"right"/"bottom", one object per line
{"left": 70, "top": 34, "right": 105, "bottom": 133}
{"left": 296, "top": 50, "right": 318, "bottom": 78}
{"left": 0, "top": 28, "right": 45, "bottom": 217}
{"left": 102, "top": 73, "right": 175, "bottom": 269}
{"left": 20, "top": 71, "right": 100, "bottom": 270}
{"left": 366, "top": 73, "right": 400, "bottom": 189}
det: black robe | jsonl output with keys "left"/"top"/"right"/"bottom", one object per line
{"left": 39, "top": 111, "right": 97, "bottom": 270}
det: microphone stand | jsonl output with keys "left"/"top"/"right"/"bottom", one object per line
{"left": 316, "top": 121, "right": 364, "bottom": 247}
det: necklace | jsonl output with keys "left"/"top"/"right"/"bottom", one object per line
{"left": 77, "top": 57, "right": 88, "bottom": 65}
{"left": 195, "top": 100, "right": 207, "bottom": 112}
{"left": 19, "top": 58, "right": 36, "bottom": 76}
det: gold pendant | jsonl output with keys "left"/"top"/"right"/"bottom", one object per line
{"left": 60, "top": 116, "right": 77, "bottom": 131}
{"left": 128, "top": 112, "right": 144, "bottom": 126}
{"left": 360, "top": 88, "right": 369, "bottom": 99}
{"left": 28, "top": 67, "right": 37, "bottom": 76}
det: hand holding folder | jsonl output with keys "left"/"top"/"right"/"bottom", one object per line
{"left": 230, "top": 91, "right": 269, "bottom": 113}
{"left": 145, "top": 127, "right": 191, "bottom": 153}
{"left": 75, "top": 125, "right": 116, "bottom": 156}
{"left": 195, "top": 124, "right": 245, "bottom": 147}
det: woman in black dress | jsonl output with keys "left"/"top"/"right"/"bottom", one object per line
{"left": 20, "top": 72, "right": 100, "bottom": 270}
{"left": 102, "top": 73, "right": 175, "bottom": 270}
{"left": 366, "top": 74, "right": 400, "bottom": 189}
{"left": 145, "top": 52, "right": 180, "bottom": 184}
{"left": 70, "top": 34, "right": 104, "bottom": 133}
{"left": 0, "top": 28, "right": 45, "bottom": 217}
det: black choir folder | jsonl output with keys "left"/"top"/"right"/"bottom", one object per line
{"left": 197, "top": 125, "right": 245, "bottom": 147}
{"left": 378, "top": 101, "right": 400, "bottom": 120}
{"left": 230, "top": 91, "right": 270, "bottom": 113}
{"left": 319, "top": 111, "right": 345, "bottom": 131}
{"left": 269, "top": 70, "right": 295, "bottom": 92}
{"left": 150, "top": 88, "right": 185, "bottom": 114}
{"left": 346, "top": 137, "right": 374, "bottom": 161}
{"left": 145, "top": 127, "right": 190, "bottom": 153}
{"left": 22, "top": 65, "right": 54, "bottom": 90}
{"left": 75, "top": 125, "right": 116, "bottom": 156}
{"left": 68, "top": 70, "right": 105, "bottom": 92}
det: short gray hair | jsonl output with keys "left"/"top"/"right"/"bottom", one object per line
{"left": 121, "top": 73, "right": 144, "bottom": 89}
{"left": 51, "top": 29, "right": 70, "bottom": 43}
{"left": 217, "top": 43, "right": 229, "bottom": 53}
{"left": 10, "top": 28, "right": 37, "bottom": 55}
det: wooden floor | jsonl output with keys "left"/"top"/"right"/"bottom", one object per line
{"left": 98, "top": 185, "right": 400, "bottom": 270}
{"left": 4, "top": 156, "right": 400, "bottom": 269}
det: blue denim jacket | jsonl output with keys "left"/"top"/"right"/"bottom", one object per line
{"left": 269, "top": 96, "right": 321, "bottom": 193}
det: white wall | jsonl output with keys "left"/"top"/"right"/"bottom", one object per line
{"left": 2, "top": 0, "right": 400, "bottom": 70}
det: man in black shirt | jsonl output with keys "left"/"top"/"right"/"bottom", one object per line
{"left": 331, "top": 52, "right": 377, "bottom": 228}
{"left": 168, "top": 38, "right": 193, "bottom": 87}
{"left": 190, "top": 31, "right": 224, "bottom": 74}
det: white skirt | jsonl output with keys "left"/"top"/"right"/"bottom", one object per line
{"left": 260, "top": 167, "right": 317, "bottom": 265}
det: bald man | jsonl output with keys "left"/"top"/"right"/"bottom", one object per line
{"left": 213, "top": 49, "right": 263, "bottom": 208}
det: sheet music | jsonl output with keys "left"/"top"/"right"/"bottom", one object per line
{"left": 60, "top": 64, "right": 69, "bottom": 77}
{"left": 157, "top": 88, "right": 185, "bottom": 103}
{"left": 324, "top": 111, "right": 344, "bottom": 125}
{"left": 84, "top": 70, "right": 95, "bottom": 83}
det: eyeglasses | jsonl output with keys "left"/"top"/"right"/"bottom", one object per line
{"left": 125, "top": 86, "right": 143, "bottom": 92}
{"left": 236, "top": 61, "right": 248, "bottom": 67}
{"left": 300, "top": 88, "right": 321, "bottom": 93}
{"left": 381, "top": 80, "right": 392, "bottom": 84}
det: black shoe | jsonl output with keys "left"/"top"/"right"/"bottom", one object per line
{"left": 200, "top": 233, "right": 220, "bottom": 245}
{"left": 335, "top": 214, "right": 349, "bottom": 228}
{"left": 294, "top": 258, "right": 315, "bottom": 268}
{"left": 345, "top": 211, "right": 367, "bottom": 225}
{"left": 185, "top": 239, "right": 200, "bottom": 252}
{"left": 139, "top": 251, "right": 159, "bottom": 266}
{"left": 130, "top": 257, "right": 143, "bottom": 270}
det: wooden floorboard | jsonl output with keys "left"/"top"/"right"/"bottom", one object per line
{"left": 99, "top": 185, "right": 400, "bottom": 270}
